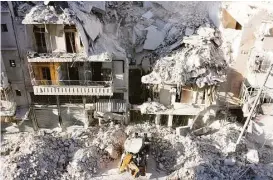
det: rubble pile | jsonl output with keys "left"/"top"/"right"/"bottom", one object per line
{"left": 22, "top": 4, "right": 73, "bottom": 24}
{"left": 142, "top": 26, "right": 228, "bottom": 88}
{"left": 139, "top": 101, "right": 167, "bottom": 114}
{"left": 125, "top": 123, "right": 273, "bottom": 179}
{"left": 1, "top": 126, "right": 127, "bottom": 180}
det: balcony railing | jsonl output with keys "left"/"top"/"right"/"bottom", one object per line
{"left": 32, "top": 80, "right": 112, "bottom": 87}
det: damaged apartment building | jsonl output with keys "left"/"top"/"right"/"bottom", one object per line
{"left": 134, "top": 2, "right": 273, "bottom": 128}
{"left": 1, "top": 1, "right": 272, "bottom": 131}
{"left": 1, "top": 1, "right": 129, "bottom": 130}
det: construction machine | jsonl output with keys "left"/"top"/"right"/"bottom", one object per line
{"left": 119, "top": 133, "right": 150, "bottom": 178}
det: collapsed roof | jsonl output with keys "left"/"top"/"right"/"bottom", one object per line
{"left": 142, "top": 27, "right": 227, "bottom": 88}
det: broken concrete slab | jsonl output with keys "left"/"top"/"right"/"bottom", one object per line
{"left": 105, "top": 144, "right": 119, "bottom": 159}
{"left": 176, "top": 126, "right": 190, "bottom": 136}
{"left": 185, "top": 27, "right": 195, "bottom": 36}
{"left": 153, "top": 19, "right": 166, "bottom": 30}
{"left": 143, "top": 26, "right": 165, "bottom": 50}
{"left": 247, "top": 149, "right": 259, "bottom": 164}
{"left": 90, "top": 1, "right": 105, "bottom": 14}
{"left": 224, "top": 158, "right": 236, "bottom": 166}
{"left": 142, "top": 10, "right": 154, "bottom": 19}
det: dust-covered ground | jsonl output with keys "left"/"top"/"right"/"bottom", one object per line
{"left": 1, "top": 121, "right": 273, "bottom": 180}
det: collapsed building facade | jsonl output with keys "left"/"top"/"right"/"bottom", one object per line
{"left": 0, "top": 1, "right": 272, "bottom": 132}
{"left": 1, "top": 1, "right": 129, "bottom": 130}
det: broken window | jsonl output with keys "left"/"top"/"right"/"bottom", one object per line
{"left": 34, "top": 26, "right": 47, "bottom": 53}
{"left": 65, "top": 32, "right": 76, "bottom": 53}
{"left": 15, "top": 90, "right": 21, "bottom": 96}
{"left": 41, "top": 67, "right": 51, "bottom": 81}
{"left": 1, "top": 24, "right": 8, "bottom": 32}
{"left": 91, "top": 62, "right": 102, "bottom": 81}
{"left": 9, "top": 60, "right": 16, "bottom": 67}
{"left": 64, "top": 25, "right": 77, "bottom": 53}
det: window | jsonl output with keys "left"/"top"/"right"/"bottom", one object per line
{"left": 1, "top": 24, "right": 8, "bottom": 32}
{"left": 64, "top": 25, "right": 77, "bottom": 53}
{"left": 15, "top": 90, "right": 21, "bottom": 96}
{"left": 9, "top": 60, "right": 16, "bottom": 67}
{"left": 65, "top": 32, "right": 76, "bottom": 53}
{"left": 41, "top": 67, "right": 51, "bottom": 81}
{"left": 34, "top": 26, "right": 47, "bottom": 53}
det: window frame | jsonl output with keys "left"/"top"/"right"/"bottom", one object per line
{"left": 15, "top": 90, "right": 21, "bottom": 96}
{"left": 9, "top": 60, "right": 16, "bottom": 67}
{"left": 1, "top": 24, "right": 8, "bottom": 32}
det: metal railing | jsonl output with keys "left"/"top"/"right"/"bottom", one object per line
{"left": 32, "top": 80, "right": 112, "bottom": 87}
{"left": 239, "top": 82, "right": 258, "bottom": 105}
{"left": 239, "top": 81, "right": 273, "bottom": 105}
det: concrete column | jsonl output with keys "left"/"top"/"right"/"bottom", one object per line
{"left": 82, "top": 96, "right": 89, "bottom": 128}
{"left": 155, "top": 114, "right": 161, "bottom": 125}
{"left": 188, "top": 118, "right": 194, "bottom": 127}
{"left": 170, "top": 88, "right": 176, "bottom": 105}
{"left": 168, "top": 115, "right": 173, "bottom": 127}
{"left": 124, "top": 110, "right": 129, "bottom": 125}
{"left": 192, "top": 91, "right": 198, "bottom": 104}
{"left": 98, "top": 117, "right": 102, "bottom": 126}
{"left": 56, "top": 95, "right": 63, "bottom": 128}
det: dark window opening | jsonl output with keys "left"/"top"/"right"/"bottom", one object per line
{"left": 30, "top": 92, "right": 56, "bottom": 105}
{"left": 9, "top": 60, "right": 16, "bottom": 67}
{"left": 175, "top": 90, "right": 181, "bottom": 102}
{"left": 1, "top": 24, "right": 8, "bottom": 32}
{"left": 101, "top": 68, "right": 112, "bottom": 81}
{"left": 65, "top": 32, "right": 76, "bottom": 53}
{"left": 15, "top": 90, "right": 21, "bottom": 96}
{"left": 112, "top": 93, "right": 124, "bottom": 100}
{"left": 68, "top": 66, "right": 79, "bottom": 85}
{"left": 34, "top": 27, "right": 47, "bottom": 53}
{"left": 41, "top": 67, "right": 51, "bottom": 81}
{"left": 99, "top": 93, "right": 124, "bottom": 100}
{"left": 91, "top": 62, "right": 102, "bottom": 81}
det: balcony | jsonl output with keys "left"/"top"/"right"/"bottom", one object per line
{"left": 33, "top": 80, "right": 113, "bottom": 96}
{"left": 29, "top": 61, "right": 114, "bottom": 96}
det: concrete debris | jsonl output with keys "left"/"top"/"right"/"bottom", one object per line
{"left": 126, "top": 123, "right": 273, "bottom": 179}
{"left": 143, "top": 26, "right": 165, "bottom": 50}
{"left": 142, "top": 10, "right": 154, "bottom": 19}
{"left": 17, "top": 3, "right": 33, "bottom": 17}
{"left": 185, "top": 27, "right": 195, "bottom": 36}
{"left": 138, "top": 101, "right": 167, "bottom": 114}
{"left": 22, "top": 5, "right": 73, "bottom": 24}
{"left": 224, "top": 158, "right": 236, "bottom": 166}
{"left": 1, "top": 122, "right": 273, "bottom": 179}
{"left": 1, "top": 126, "right": 127, "bottom": 180}
{"left": 247, "top": 149, "right": 260, "bottom": 164}
{"left": 142, "top": 26, "right": 227, "bottom": 88}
